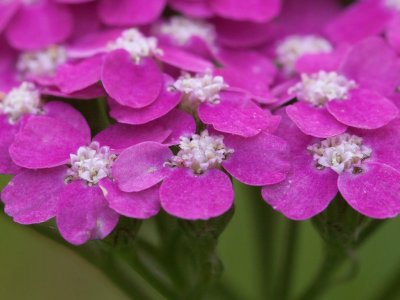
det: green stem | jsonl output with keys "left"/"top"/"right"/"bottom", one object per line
{"left": 30, "top": 224, "right": 153, "bottom": 300}
{"left": 370, "top": 264, "right": 400, "bottom": 300}
{"left": 249, "top": 186, "right": 277, "bottom": 299}
{"left": 296, "top": 219, "right": 385, "bottom": 300}
{"left": 275, "top": 220, "right": 300, "bottom": 300}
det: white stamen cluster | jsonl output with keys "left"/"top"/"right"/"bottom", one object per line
{"left": 17, "top": 45, "right": 67, "bottom": 78}
{"left": 67, "top": 142, "right": 115, "bottom": 185}
{"left": 288, "top": 71, "right": 357, "bottom": 107}
{"left": 167, "top": 130, "right": 234, "bottom": 174}
{"left": 385, "top": 0, "right": 400, "bottom": 11}
{"left": 158, "top": 16, "right": 216, "bottom": 46}
{"left": 172, "top": 71, "right": 228, "bottom": 104}
{"left": 308, "top": 134, "right": 372, "bottom": 174}
{"left": 108, "top": 28, "right": 163, "bottom": 64}
{"left": 276, "top": 35, "right": 333, "bottom": 74}
{"left": 0, "top": 82, "right": 41, "bottom": 124}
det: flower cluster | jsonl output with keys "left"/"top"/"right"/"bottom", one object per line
{"left": 1, "top": 0, "right": 400, "bottom": 245}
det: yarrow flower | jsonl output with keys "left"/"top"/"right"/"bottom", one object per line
{"left": 111, "top": 129, "right": 290, "bottom": 219}
{"left": 262, "top": 111, "right": 400, "bottom": 220}
{"left": 285, "top": 37, "right": 399, "bottom": 138}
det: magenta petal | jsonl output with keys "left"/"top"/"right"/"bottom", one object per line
{"left": 42, "top": 84, "right": 106, "bottom": 100}
{"left": 160, "top": 168, "right": 234, "bottom": 220}
{"left": 325, "top": 0, "right": 391, "bottom": 44}
{"left": 100, "top": 179, "right": 160, "bottom": 219}
{"left": 2, "top": 166, "right": 67, "bottom": 224}
{"left": 338, "top": 162, "right": 400, "bottom": 219}
{"left": 108, "top": 75, "right": 181, "bottom": 125}
{"left": 94, "top": 123, "right": 171, "bottom": 152}
{"left": 0, "top": 115, "right": 20, "bottom": 174}
{"left": 156, "top": 109, "right": 196, "bottom": 145}
{"left": 222, "top": 132, "right": 290, "bottom": 185}
{"left": 262, "top": 155, "right": 338, "bottom": 220}
{"left": 198, "top": 91, "right": 271, "bottom": 137}
{"left": 10, "top": 116, "right": 89, "bottom": 169}
{"left": 102, "top": 50, "right": 163, "bottom": 108}
{"left": 387, "top": 16, "right": 400, "bottom": 54}
{"left": 43, "top": 101, "right": 91, "bottom": 141}
{"left": 169, "top": 0, "right": 213, "bottom": 18}
{"left": 339, "top": 37, "right": 400, "bottom": 97}
{"left": 0, "top": 1, "right": 19, "bottom": 34}
{"left": 157, "top": 46, "right": 213, "bottom": 73}
{"left": 286, "top": 102, "right": 347, "bottom": 138}
{"left": 54, "top": 55, "right": 103, "bottom": 94}
{"left": 57, "top": 181, "right": 119, "bottom": 245}
{"left": 6, "top": 1, "right": 73, "bottom": 50}
{"left": 113, "top": 142, "right": 172, "bottom": 192}
{"left": 98, "top": 0, "right": 165, "bottom": 26}
{"left": 211, "top": 0, "right": 280, "bottom": 23}
{"left": 327, "top": 89, "right": 399, "bottom": 129}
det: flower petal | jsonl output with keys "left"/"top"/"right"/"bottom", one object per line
{"left": 6, "top": 0, "right": 73, "bottom": 50}
{"left": 327, "top": 88, "right": 399, "bottom": 129}
{"left": 0, "top": 115, "right": 20, "bottom": 174}
{"left": 198, "top": 91, "right": 272, "bottom": 137}
{"left": 113, "top": 142, "right": 172, "bottom": 192}
{"left": 2, "top": 166, "right": 67, "bottom": 224}
{"left": 101, "top": 50, "right": 163, "bottom": 108}
{"left": 262, "top": 154, "right": 338, "bottom": 220}
{"left": 160, "top": 168, "right": 234, "bottom": 220}
{"left": 10, "top": 116, "right": 89, "bottom": 169}
{"left": 57, "top": 181, "right": 119, "bottom": 245}
{"left": 100, "top": 179, "right": 160, "bottom": 219}
{"left": 338, "top": 162, "right": 400, "bottom": 219}
{"left": 286, "top": 102, "right": 347, "bottom": 138}
{"left": 222, "top": 132, "right": 291, "bottom": 185}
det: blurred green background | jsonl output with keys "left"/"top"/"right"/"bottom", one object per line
{"left": 1, "top": 175, "right": 399, "bottom": 300}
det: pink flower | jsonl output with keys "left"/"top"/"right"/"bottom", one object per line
{"left": 285, "top": 37, "right": 400, "bottom": 138}
{"left": 1, "top": 109, "right": 176, "bottom": 244}
{"left": 111, "top": 129, "right": 290, "bottom": 220}
{"left": 262, "top": 111, "right": 400, "bottom": 220}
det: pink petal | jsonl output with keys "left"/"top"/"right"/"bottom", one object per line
{"left": 0, "top": 115, "right": 20, "bottom": 174}
{"left": 108, "top": 75, "right": 181, "bottom": 125}
{"left": 198, "top": 91, "right": 272, "bottom": 137}
{"left": 94, "top": 123, "right": 171, "bottom": 152}
{"left": 339, "top": 36, "right": 400, "bottom": 98}
{"left": 42, "top": 84, "right": 106, "bottom": 100}
{"left": 222, "top": 132, "right": 290, "bottom": 185}
{"left": 10, "top": 116, "right": 90, "bottom": 169}
{"left": 157, "top": 46, "right": 213, "bottom": 73}
{"left": 57, "top": 181, "right": 119, "bottom": 245}
{"left": 338, "top": 162, "right": 400, "bottom": 219}
{"left": 98, "top": 0, "right": 166, "bottom": 26}
{"left": 5, "top": 0, "right": 73, "bottom": 50}
{"left": 286, "top": 102, "right": 347, "bottom": 138}
{"left": 102, "top": 50, "right": 163, "bottom": 109}
{"left": 43, "top": 101, "right": 91, "bottom": 141}
{"left": 2, "top": 166, "right": 67, "bottom": 224}
{"left": 211, "top": 0, "right": 281, "bottom": 23}
{"left": 160, "top": 168, "right": 234, "bottom": 220}
{"left": 214, "top": 18, "right": 275, "bottom": 48}
{"left": 327, "top": 88, "right": 399, "bottom": 129}
{"left": 112, "top": 142, "right": 172, "bottom": 192}
{"left": 169, "top": 0, "right": 213, "bottom": 18}
{"left": 387, "top": 16, "right": 400, "bottom": 53}
{"left": 325, "top": 0, "right": 392, "bottom": 44}
{"left": 100, "top": 179, "right": 160, "bottom": 219}
{"left": 262, "top": 154, "right": 338, "bottom": 220}
{"left": 0, "top": 1, "right": 19, "bottom": 34}
{"left": 156, "top": 109, "right": 196, "bottom": 145}
{"left": 53, "top": 54, "right": 103, "bottom": 94}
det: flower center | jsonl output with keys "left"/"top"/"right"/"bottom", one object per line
{"left": 166, "top": 130, "right": 234, "bottom": 174}
{"left": 288, "top": 71, "right": 357, "bottom": 107}
{"left": 108, "top": 28, "right": 163, "bottom": 64}
{"left": 308, "top": 133, "right": 372, "bottom": 174}
{"left": 66, "top": 142, "right": 115, "bottom": 185}
{"left": 385, "top": 0, "right": 400, "bottom": 11}
{"left": 17, "top": 45, "right": 67, "bottom": 78}
{"left": 276, "top": 35, "right": 333, "bottom": 74}
{"left": 0, "top": 82, "right": 41, "bottom": 124}
{"left": 158, "top": 16, "right": 216, "bottom": 46}
{"left": 171, "top": 71, "right": 227, "bottom": 105}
